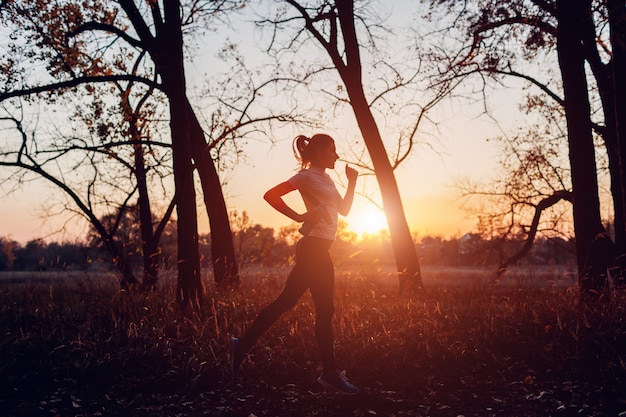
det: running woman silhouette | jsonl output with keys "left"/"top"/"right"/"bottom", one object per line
{"left": 231, "top": 133, "right": 359, "bottom": 394}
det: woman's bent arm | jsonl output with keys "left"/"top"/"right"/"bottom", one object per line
{"left": 264, "top": 181, "right": 304, "bottom": 222}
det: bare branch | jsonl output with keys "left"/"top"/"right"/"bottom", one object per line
{"left": 68, "top": 21, "right": 144, "bottom": 49}
{"left": 495, "top": 189, "right": 572, "bottom": 278}
{"left": 1, "top": 75, "right": 162, "bottom": 103}
{"left": 116, "top": 0, "right": 157, "bottom": 47}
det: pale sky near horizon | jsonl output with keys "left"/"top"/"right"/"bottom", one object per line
{"left": 0, "top": 1, "right": 518, "bottom": 244}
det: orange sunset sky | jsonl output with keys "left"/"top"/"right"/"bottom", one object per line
{"left": 0, "top": 107, "right": 504, "bottom": 243}
{"left": 0, "top": 1, "right": 519, "bottom": 243}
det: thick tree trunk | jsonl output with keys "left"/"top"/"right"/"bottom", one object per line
{"left": 607, "top": 0, "right": 626, "bottom": 285}
{"left": 126, "top": 0, "right": 238, "bottom": 289}
{"left": 556, "top": 0, "right": 607, "bottom": 295}
{"left": 581, "top": 0, "right": 626, "bottom": 258}
{"left": 153, "top": 0, "right": 203, "bottom": 309}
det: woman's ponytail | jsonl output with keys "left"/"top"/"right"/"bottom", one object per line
{"left": 293, "top": 135, "right": 311, "bottom": 169}
{"left": 292, "top": 134, "right": 334, "bottom": 169}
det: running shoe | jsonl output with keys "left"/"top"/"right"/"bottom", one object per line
{"left": 230, "top": 337, "right": 245, "bottom": 380}
{"left": 317, "top": 370, "right": 359, "bottom": 395}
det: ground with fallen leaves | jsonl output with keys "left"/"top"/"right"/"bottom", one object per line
{"left": 1, "top": 267, "right": 625, "bottom": 416}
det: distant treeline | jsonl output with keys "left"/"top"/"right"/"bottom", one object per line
{"left": 0, "top": 224, "right": 576, "bottom": 272}
{"left": 0, "top": 239, "right": 92, "bottom": 272}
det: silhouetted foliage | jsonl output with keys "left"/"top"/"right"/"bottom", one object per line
{"left": 0, "top": 239, "right": 91, "bottom": 272}
{"left": 0, "top": 226, "right": 578, "bottom": 274}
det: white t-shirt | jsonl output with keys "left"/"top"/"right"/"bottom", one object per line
{"left": 288, "top": 166, "right": 341, "bottom": 241}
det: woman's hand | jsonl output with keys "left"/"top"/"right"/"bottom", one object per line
{"left": 345, "top": 164, "right": 358, "bottom": 183}
{"left": 299, "top": 208, "right": 322, "bottom": 224}
{"left": 338, "top": 164, "right": 358, "bottom": 216}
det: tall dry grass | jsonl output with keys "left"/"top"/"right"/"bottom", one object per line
{"left": 0, "top": 267, "right": 624, "bottom": 416}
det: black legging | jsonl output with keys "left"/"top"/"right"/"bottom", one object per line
{"left": 240, "top": 236, "right": 336, "bottom": 372}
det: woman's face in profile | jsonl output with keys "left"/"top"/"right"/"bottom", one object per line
{"left": 312, "top": 141, "right": 339, "bottom": 169}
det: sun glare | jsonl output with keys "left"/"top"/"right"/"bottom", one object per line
{"left": 348, "top": 205, "right": 388, "bottom": 237}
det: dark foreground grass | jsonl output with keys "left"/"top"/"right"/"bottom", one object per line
{"left": 1, "top": 267, "right": 625, "bottom": 417}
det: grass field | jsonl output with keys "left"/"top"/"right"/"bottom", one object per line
{"left": 1, "top": 265, "right": 625, "bottom": 416}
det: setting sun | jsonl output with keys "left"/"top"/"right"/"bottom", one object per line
{"left": 348, "top": 205, "right": 388, "bottom": 236}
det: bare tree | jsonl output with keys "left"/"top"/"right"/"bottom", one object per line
{"left": 457, "top": 112, "right": 575, "bottom": 277}
{"left": 0, "top": 1, "right": 245, "bottom": 308}
{"left": 0, "top": 1, "right": 312, "bottom": 307}
{"left": 254, "top": 0, "right": 446, "bottom": 292}
{"left": 114, "top": 79, "right": 174, "bottom": 289}
{"left": 0, "top": 107, "right": 171, "bottom": 288}
{"left": 423, "top": 0, "right": 626, "bottom": 295}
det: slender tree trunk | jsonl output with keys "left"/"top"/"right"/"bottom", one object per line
{"left": 284, "top": 0, "right": 421, "bottom": 292}
{"left": 335, "top": 0, "right": 422, "bottom": 292}
{"left": 184, "top": 98, "right": 240, "bottom": 287}
{"left": 134, "top": 141, "right": 160, "bottom": 290}
{"left": 169, "top": 99, "right": 203, "bottom": 309}
{"left": 601, "top": 114, "right": 625, "bottom": 249}
{"left": 120, "top": 86, "right": 161, "bottom": 290}
{"left": 556, "top": 0, "right": 607, "bottom": 296}
{"left": 110, "top": 239, "right": 139, "bottom": 289}
{"left": 345, "top": 83, "right": 422, "bottom": 292}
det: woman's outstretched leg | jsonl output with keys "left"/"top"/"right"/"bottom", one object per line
{"left": 238, "top": 269, "right": 307, "bottom": 350}
{"left": 232, "top": 242, "right": 309, "bottom": 379}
